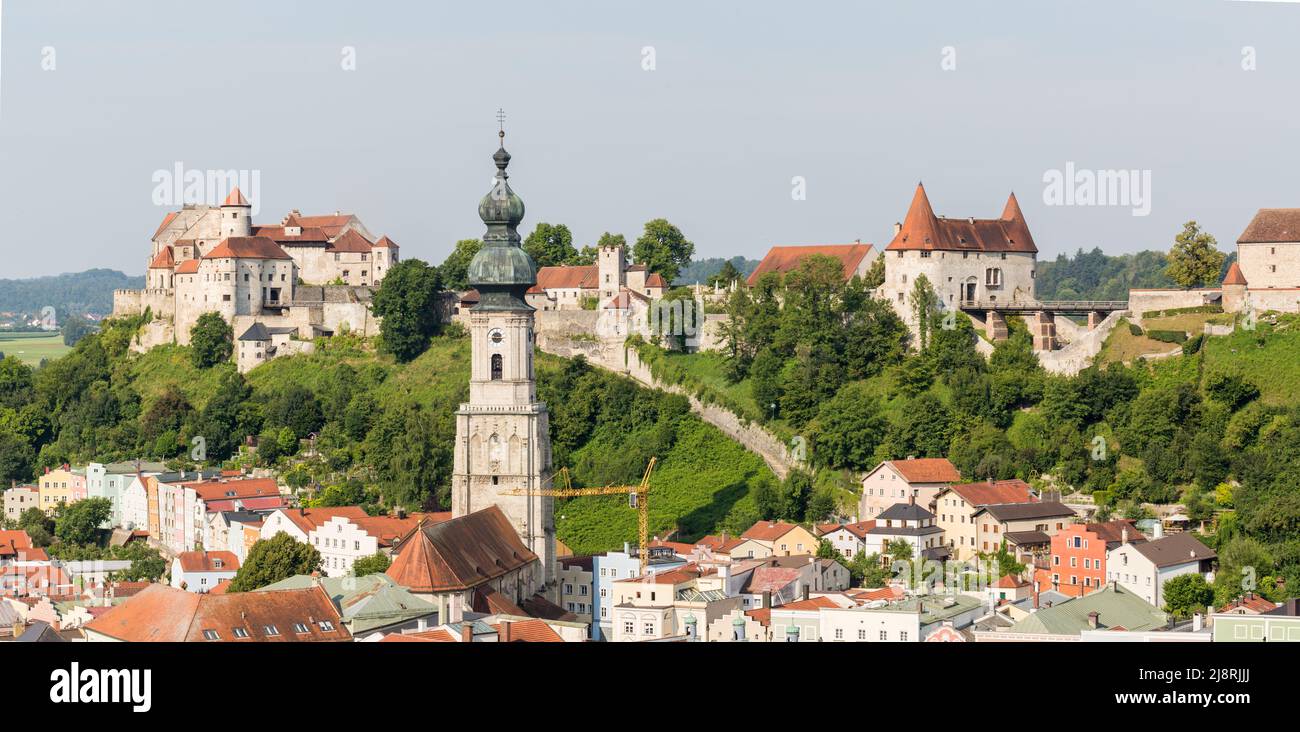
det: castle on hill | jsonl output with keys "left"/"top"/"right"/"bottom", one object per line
{"left": 113, "top": 188, "right": 400, "bottom": 371}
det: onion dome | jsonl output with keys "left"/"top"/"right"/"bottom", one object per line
{"left": 467, "top": 132, "right": 537, "bottom": 311}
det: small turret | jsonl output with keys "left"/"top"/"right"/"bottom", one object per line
{"left": 220, "top": 187, "right": 253, "bottom": 239}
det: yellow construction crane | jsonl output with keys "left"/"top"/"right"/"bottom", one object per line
{"left": 504, "top": 458, "right": 657, "bottom": 576}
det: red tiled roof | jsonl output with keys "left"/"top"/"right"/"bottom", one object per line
{"left": 189, "top": 478, "right": 280, "bottom": 502}
{"left": 886, "top": 184, "right": 1037, "bottom": 254}
{"left": 385, "top": 506, "right": 537, "bottom": 594}
{"left": 618, "top": 567, "right": 701, "bottom": 585}
{"left": 646, "top": 273, "right": 667, "bottom": 288}
{"left": 286, "top": 213, "right": 356, "bottom": 239}
{"left": 696, "top": 535, "right": 745, "bottom": 553}
{"left": 887, "top": 457, "right": 962, "bottom": 484}
{"left": 373, "top": 235, "right": 398, "bottom": 248}
{"left": 946, "top": 479, "right": 1036, "bottom": 506}
{"left": 1084, "top": 519, "right": 1146, "bottom": 547}
{"left": 743, "top": 567, "right": 802, "bottom": 594}
{"left": 276, "top": 507, "right": 368, "bottom": 536}
{"left": 84, "top": 584, "right": 350, "bottom": 642}
{"left": 535, "top": 265, "right": 598, "bottom": 290}
{"left": 381, "top": 628, "right": 457, "bottom": 642}
{"left": 352, "top": 512, "right": 448, "bottom": 547}
{"left": 495, "top": 618, "right": 564, "bottom": 643}
{"left": 820, "top": 521, "right": 875, "bottom": 540}
{"left": 175, "top": 259, "right": 200, "bottom": 274}
{"left": 204, "top": 236, "right": 292, "bottom": 260}
{"left": 1219, "top": 594, "right": 1277, "bottom": 614}
{"left": 648, "top": 540, "right": 696, "bottom": 556}
{"left": 745, "top": 608, "right": 772, "bottom": 626}
{"left": 1222, "top": 261, "right": 1247, "bottom": 286}
{"left": 152, "top": 211, "right": 179, "bottom": 240}
{"left": 778, "top": 596, "right": 840, "bottom": 611}
{"left": 746, "top": 243, "right": 875, "bottom": 286}
{"left": 223, "top": 187, "right": 250, "bottom": 206}
{"left": 1237, "top": 209, "right": 1300, "bottom": 243}
{"left": 149, "top": 247, "right": 175, "bottom": 269}
{"left": 326, "top": 229, "right": 375, "bottom": 253}
{"left": 741, "top": 521, "right": 801, "bottom": 543}
{"left": 175, "top": 551, "right": 240, "bottom": 573}
{"left": 0, "top": 530, "right": 33, "bottom": 557}
{"left": 993, "top": 575, "right": 1029, "bottom": 589}
{"left": 209, "top": 579, "right": 232, "bottom": 595}
{"left": 472, "top": 586, "right": 527, "bottom": 616}
{"left": 254, "top": 225, "right": 330, "bottom": 243}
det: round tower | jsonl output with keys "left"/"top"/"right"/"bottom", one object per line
{"left": 219, "top": 187, "right": 254, "bottom": 239}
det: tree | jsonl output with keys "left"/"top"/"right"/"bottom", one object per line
{"left": 1162, "top": 573, "right": 1214, "bottom": 619}
{"left": 194, "top": 370, "right": 257, "bottom": 462}
{"left": 18, "top": 507, "right": 54, "bottom": 547}
{"left": 862, "top": 254, "right": 885, "bottom": 289}
{"left": 190, "top": 312, "right": 233, "bottom": 368}
{"left": 60, "top": 315, "right": 95, "bottom": 347}
{"left": 633, "top": 218, "right": 694, "bottom": 284}
{"left": 114, "top": 542, "right": 167, "bottom": 582}
{"left": 351, "top": 552, "right": 391, "bottom": 577}
{"left": 54, "top": 497, "right": 112, "bottom": 546}
{"left": 816, "top": 539, "right": 839, "bottom": 561}
{"left": 263, "top": 385, "right": 324, "bottom": 439}
{"left": 1206, "top": 373, "right": 1260, "bottom": 411}
{"left": 370, "top": 258, "right": 444, "bottom": 363}
{"left": 709, "top": 260, "right": 743, "bottom": 288}
{"left": 1164, "top": 221, "right": 1225, "bottom": 288}
{"left": 908, "top": 274, "right": 940, "bottom": 352}
{"left": 809, "top": 382, "right": 888, "bottom": 472}
{"left": 227, "top": 532, "right": 322, "bottom": 592}
{"left": 438, "top": 238, "right": 481, "bottom": 291}
{"left": 523, "top": 222, "right": 579, "bottom": 267}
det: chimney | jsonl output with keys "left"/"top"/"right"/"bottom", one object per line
{"left": 460, "top": 624, "right": 473, "bottom": 643}
{"left": 802, "top": 584, "right": 810, "bottom": 601}
{"left": 1153, "top": 522, "right": 1164, "bottom": 539}
{"left": 1192, "top": 613, "right": 1203, "bottom": 632}
{"left": 1087, "top": 611, "right": 1099, "bottom": 629}
{"left": 762, "top": 590, "right": 771, "bottom": 609}
{"left": 1121, "top": 527, "right": 1129, "bottom": 545}
{"left": 893, "top": 222, "right": 902, "bottom": 236}
{"left": 499, "top": 620, "right": 512, "bottom": 643}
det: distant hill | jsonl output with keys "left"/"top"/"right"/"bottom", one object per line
{"left": 673, "top": 256, "right": 759, "bottom": 286}
{"left": 1034, "top": 248, "right": 1179, "bottom": 301}
{"left": 0, "top": 269, "right": 143, "bottom": 317}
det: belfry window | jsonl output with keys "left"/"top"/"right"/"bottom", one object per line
{"left": 491, "top": 354, "right": 503, "bottom": 380}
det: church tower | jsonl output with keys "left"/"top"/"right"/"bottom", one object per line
{"left": 451, "top": 128, "right": 556, "bottom": 587}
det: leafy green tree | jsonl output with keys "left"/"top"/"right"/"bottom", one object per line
{"left": 114, "top": 542, "right": 167, "bottom": 582}
{"left": 60, "top": 315, "right": 95, "bottom": 347}
{"left": 633, "top": 218, "right": 694, "bottom": 284}
{"left": 751, "top": 475, "right": 780, "bottom": 520}
{"left": 438, "top": 238, "right": 482, "bottom": 291}
{"left": 805, "top": 489, "right": 836, "bottom": 523}
{"left": 1164, "top": 221, "right": 1225, "bottom": 288}
{"left": 371, "top": 258, "right": 444, "bottom": 363}
{"left": 862, "top": 254, "right": 885, "bottom": 289}
{"left": 1206, "top": 373, "right": 1260, "bottom": 411}
{"left": 18, "top": 507, "right": 54, "bottom": 547}
{"left": 523, "top": 222, "right": 579, "bottom": 267}
{"left": 0, "top": 356, "right": 35, "bottom": 409}
{"left": 709, "top": 260, "right": 742, "bottom": 288}
{"left": 1162, "top": 573, "right": 1214, "bottom": 618}
{"left": 778, "top": 470, "right": 814, "bottom": 522}
{"left": 194, "top": 370, "right": 257, "bottom": 462}
{"left": 54, "top": 497, "right": 112, "bottom": 546}
{"left": 263, "top": 385, "right": 324, "bottom": 439}
{"left": 351, "top": 552, "right": 391, "bottom": 577}
{"left": 227, "top": 532, "right": 322, "bottom": 592}
{"left": 0, "top": 427, "right": 35, "bottom": 484}
{"left": 816, "top": 539, "right": 839, "bottom": 561}
{"left": 809, "top": 382, "right": 888, "bottom": 472}
{"left": 190, "top": 312, "right": 233, "bottom": 368}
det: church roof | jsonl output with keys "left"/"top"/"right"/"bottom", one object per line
{"left": 886, "top": 184, "right": 1037, "bottom": 254}
{"left": 1222, "top": 261, "right": 1248, "bottom": 285}
{"left": 205, "top": 236, "right": 293, "bottom": 260}
{"left": 385, "top": 506, "right": 537, "bottom": 594}
{"left": 746, "top": 243, "right": 876, "bottom": 286}
{"left": 1237, "top": 209, "right": 1300, "bottom": 244}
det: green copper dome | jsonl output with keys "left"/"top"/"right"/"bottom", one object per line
{"left": 467, "top": 142, "right": 537, "bottom": 310}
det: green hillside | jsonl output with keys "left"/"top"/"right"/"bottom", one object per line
{"left": 1, "top": 319, "right": 774, "bottom": 557}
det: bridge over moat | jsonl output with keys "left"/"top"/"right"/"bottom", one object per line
{"left": 957, "top": 299, "right": 1129, "bottom": 351}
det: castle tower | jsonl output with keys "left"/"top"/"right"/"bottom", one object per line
{"left": 451, "top": 130, "right": 556, "bottom": 588}
{"left": 597, "top": 241, "right": 627, "bottom": 302}
{"left": 219, "top": 187, "right": 254, "bottom": 239}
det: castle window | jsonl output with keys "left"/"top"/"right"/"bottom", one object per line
{"left": 491, "top": 354, "right": 503, "bottom": 380}
{"left": 920, "top": 251, "right": 931, "bottom": 258}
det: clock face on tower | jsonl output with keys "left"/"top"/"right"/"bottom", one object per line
{"left": 488, "top": 328, "right": 504, "bottom": 346}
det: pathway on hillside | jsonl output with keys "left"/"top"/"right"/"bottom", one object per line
{"left": 535, "top": 333, "right": 797, "bottom": 480}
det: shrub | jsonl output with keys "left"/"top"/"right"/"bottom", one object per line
{"left": 1182, "top": 333, "right": 1204, "bottom": 355}
{"left": 1128, "top": 323, "right": 1144, "bottom": 336}
{"left": 1146, "top": 329, "right": 1188, "bottom": 344}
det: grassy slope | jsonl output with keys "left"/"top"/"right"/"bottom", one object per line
{"left": 1144, "top": 313, "right": 1300, "bottom": 405}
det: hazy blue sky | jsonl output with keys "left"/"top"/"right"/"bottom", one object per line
{"left": 1, "top": 0, "right": 1298, "bottom": 278}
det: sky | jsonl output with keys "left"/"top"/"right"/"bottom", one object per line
{"left": 0, "top": 0, "right": 1298, "bottom": 279}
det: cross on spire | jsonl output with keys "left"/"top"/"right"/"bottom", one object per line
{"left": 496, "top": 108, "right": 507, "bottom": 144}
